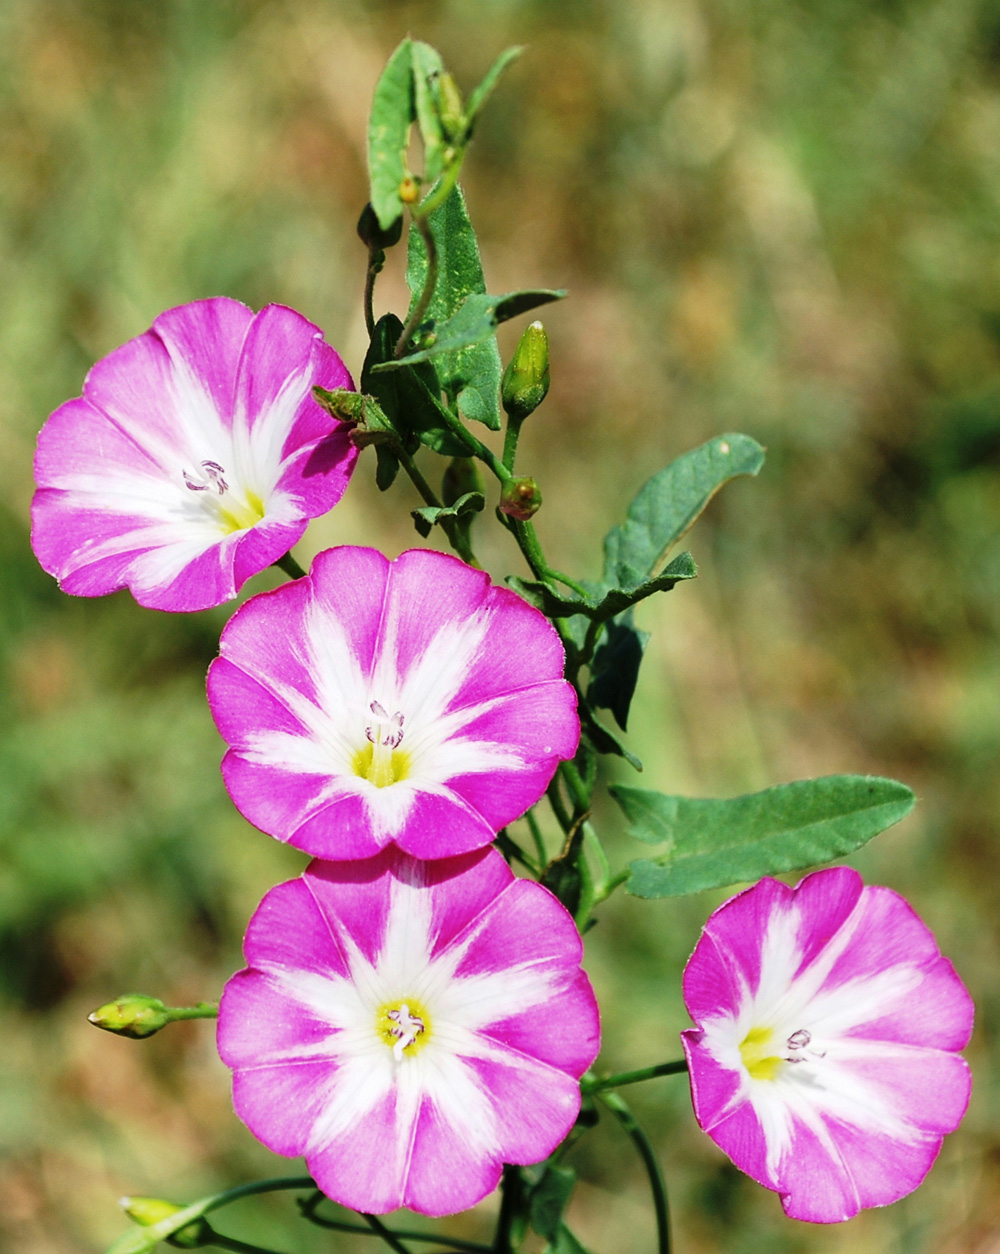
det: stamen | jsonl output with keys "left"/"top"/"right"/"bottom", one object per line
{"left": 183, "top": 460, "right": 229, "bottom": 495}
{"left": 387, "top": 1003, "right": 425, "bottom": 1061}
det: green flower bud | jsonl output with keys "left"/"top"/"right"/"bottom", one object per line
{"left": 442, "top": 457, "right": 485, "bottom": 507}
{"left": 356, "top": 202, "right": 403, "bottom": 251}
{"left": 502, "top": 321, "right": 550, "bottom": 422}
{"left": 436, "top": 72, "right": 466, "bottom": 143}
{"left": 499, "top": 476, "right": 543, "bottom": 520}
{"left": 89, "top": 994, "right": 170, "bottom": 1039}
{"left": 120, "top": 1197, "right": 213, "bottom": 1248}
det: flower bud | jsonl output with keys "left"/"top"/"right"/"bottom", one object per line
{"left": 399, "top": 176, "right": 420, "bottom": 205}
{"left": 89, "top": 994, "right": 170, "bottom": 1039}
{"left": 356, "top": 202, "right": 403, "bottom": 251}
{"left": 499, "top": 476, "right": 543, "bottom": 520}
{"left": 120, "top": 1197, "right": 213, "bottom": 1248}
{"left": 442, "top": 457, "right": 485, "bottom": 507}
{"left": 436, "top": 72, "right": 466, "bottom": 143}
{"left": 501, "top": 321, "right": 550, "bottom": 422}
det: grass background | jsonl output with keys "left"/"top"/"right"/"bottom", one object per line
{"left": 1, "top": 0, "right": 998, "bottom": 1250}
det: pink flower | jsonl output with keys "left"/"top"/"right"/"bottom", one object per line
{"left": 207, "top": 546, "right": 579, "bottom": 860}
{"left": 31, "top": 298, "right": 358, "bottom": 612}
{"left": 217, "top": 846, "right": 600, "bottom": 1216}
{"left": 681, "top": 867, "right": 973, "bottom": 1223}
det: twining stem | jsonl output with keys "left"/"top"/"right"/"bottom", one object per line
{"left": 299, "top": 1192, "right": 490, "bottom": 1252}
{"left": 583, "top": 1060, "right": 688, "bottom": 1093}
{"left": 205, "top": 1236, "right": 287, "bottom": 1254}
{"left": 274, "top": 552, "right": 307, "bottom": 580}
{"left": 598, "top": 1093, "right": 671, "bottom": 1254}
{"left": 363, "top": 1213, "right": 413, "bottom": 1254}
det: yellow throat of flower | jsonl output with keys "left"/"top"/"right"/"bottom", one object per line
{"left": 740, "top": 1026, "right": 783, "bottom": 1081}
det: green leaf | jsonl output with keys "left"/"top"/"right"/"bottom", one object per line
{"left": 467, "top": 46, "right": 523, "bottom": 124}
{"left": 405, "top": 185, "right": 503, "bottom": 427}
{"left": 611, "top": 775, "right": 916, "bottom": 899}
{"left": 588, "top": 613, "right": 649, "bottom": 731}
{"left": 530, "top": 1165, "right": 577, "bottom": 1243}
{"left": 410, "top": 41, "right": 447, "bottom": 183}
{"left": 580, "top": 703, "right": 642, "bottom": 770}
{"left": 375, "top": 444, "right": 400, "bottom": 491}
{"left": 545, "top": 1226, "right": 590, "bottom": 1254}
{"left": 507, "top": 552, "right": 696, "bottom": 623}
{"left": 411, "top": 491, "right": 485, "bottom": 538}
{"left": 360, "top": 314, "right": 460, "bottom": 457}
{"left": 367, "top": 40, "right": 414, "bottom": 230}
{"left": 381, "top": 289, "right": 566, "bottom": 372}
{"left": 604, "top": 433, "right": 765, "bottom": 589}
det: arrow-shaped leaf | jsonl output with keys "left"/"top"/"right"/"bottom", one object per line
{"left": 611, "top": 775, "right": 915, "bottom": 899}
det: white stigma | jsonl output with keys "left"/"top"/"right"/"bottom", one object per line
{"left": 183, "top": 460, "right": 229, "bottom": 495}
{"left": 387, "top": 1003, "right": 425, "bottom": 1061}
{"left": 366, "top": 700, "right": 405, "bottom": 748}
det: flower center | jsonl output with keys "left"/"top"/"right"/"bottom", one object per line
{"left": 352, "top": 701, "right": 410, "bottom": 787}
{"left": 376, "top": 998, "right": 430, "bottom": 1061}
{"left": 740, "top": 1026, "right": 822, "bottom": 1081}
{"left": 183, "top": 461, "right": 265, "bottom": 534}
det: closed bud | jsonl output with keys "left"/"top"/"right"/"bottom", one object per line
{"left": 120, "top": 1197, "right": 213, "bottom": 1248}
{"left": 501, "top": 321, "right": 550, "bottom": 422}
{"left": 442, "top": 457, "right": 485, "bottom": 507}
{"left": 436, "top": 72, "right": 466, "bottom": 143}
{"left": 356, "top": 202, "right": 403, "bottom": 251}
{"left": 499, "top": 476, "right": 543, "bottom": 520}
{"left": 89, "top": 993, "right": 170, "bottom": 1039}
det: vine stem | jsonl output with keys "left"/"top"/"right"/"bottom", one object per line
{"left": 207, "top": 1236, "right": 286, "bottom": 1254}
{"left": 491, "top": 1166, "right": 521, "bottom": 1254}
{"left": 582, "top": 1060, "right": 688, "bottom": 1093}
{"left": 274, "top": 552, "right": 307, "bottom": 580}
{"left": 363, "top": 1213, "right": 413, "bottom": 1254}
{"left": 298, "top": 1192, "right": 490, "bottom": 1252}
{"left": 598, "top": 1092, "right": 671, "bottom": 1254}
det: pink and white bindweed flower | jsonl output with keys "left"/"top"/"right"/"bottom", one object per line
{"left": 218, "top": 846, "right": 600, "bottom": 1216}
{"left": 31, "top": 298, "right": 358, "bottom": 612}
{"left": 207, "top": 545, "right": 579, "bottom": 859}
{"left": 681, "top": 867, "right": 973, "bottom": 1223}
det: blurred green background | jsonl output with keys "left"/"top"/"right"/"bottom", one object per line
{"left": 1, "top": 0, "right": 998, "bottom": 1250}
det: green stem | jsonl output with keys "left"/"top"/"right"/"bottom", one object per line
{"left": 491, "top": 1166, "right": 521, "bottom": 1254}
{"left": 501, "top": 414, "right": 523, "bottom": 473}
{"left": 207, "top": 1236, "right": 287, "bottom": 1254}
{"left": 545, "top": 774, "right": 572, "bottom": 833}
{"left": 363, "top": 1212, "right": 413, "bottom": 1254}
{"left": 592, "top": 866, "right": 630, "bottom": 904}
{"left": 495, "top": 829, "right": 539, "bottom": 875}
{"left": 524, "top": 807, "right": 547, "bottom": 866}
{"left": 559, "top": 760, "right": 590, "bottom": 814}
{"left": 583, "top": 1060, "right": 688, "bottom": 1093}
{"left": 598, "top": 1093, "right": 671, "bottom": 1254}
{"left": 274, "top": 552, "right": 307, "bottom": 580}
{"left": 396, "top": 447, "right": 478, "bottom": 567}
{"left": 167, "top": 1001, "right": 218, "bottom": 1023}
{"left": 394, "top": 214, "right": 438, "bottom": 360}
{"left": 302, "top": 1206, "right": 491, "bottom": 1251}
{"left": 510, "top": 520, "right": 588, "bottom": 598}
{"left": 363, "top": 249, "right": 380, "bottom": 338}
